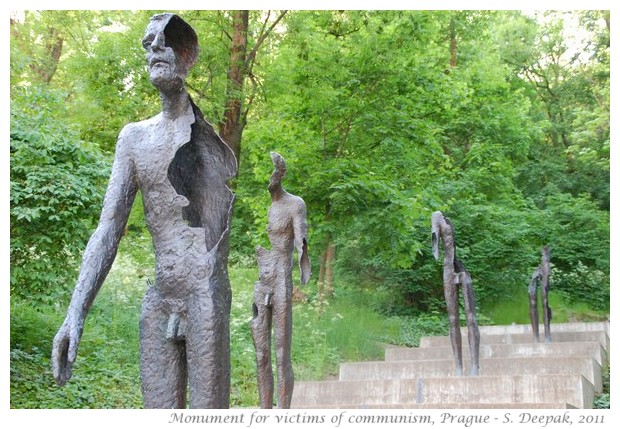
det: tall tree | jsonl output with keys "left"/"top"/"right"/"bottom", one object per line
{"left": 10, "top": 11, "right": 107, "bottom": 87}
{"left": 10, "top": 9, "right": 609, "bottom": 313}
{"left": 219, "top": 10, "right": 288, "bottom": 163}
{"left": 238, "top": 10, "right": 453, "bottom": 301}
{"left": 497, "top": 11, "right": 610, "bottom": 210}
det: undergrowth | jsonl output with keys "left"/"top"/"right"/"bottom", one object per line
{"left": 10, "top": 245, "right": 609, "bottom": 408}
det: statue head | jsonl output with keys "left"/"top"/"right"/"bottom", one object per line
{"left": 431, "top": 211, "right": 443, "bottom": 260}
{"left": 142, "top": 13, "right": 199, "bottom": 91}
{"left": 268, "top": 152, "right": 287, "bottom": 193}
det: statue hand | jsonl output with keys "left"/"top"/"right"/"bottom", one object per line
{"left": 51, "top": 315, "right": 83, "bottom": 386}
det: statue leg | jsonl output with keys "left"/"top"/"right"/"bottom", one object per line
{"left": 251, "top": 301, "right": 274, "bottom": 408}
{"left": 140, "top": 289, "right": 188, "bottom": 408}
{"left": 273, "top": 283, "right": 294, "bottom": 408}
{"left": 444, "top": 281, "right": 463, "bottom": 376}
{"left": 461, "top": 273, "right": 480, "bottom": 376}
{"left": 528, "top": 286, "right": 539, "bottom": 342}
{"left": 542, "top": 284, "right": 552, "bottom": 343}
{"left": 185, "top": 278, "right": 231, "bottom": 408}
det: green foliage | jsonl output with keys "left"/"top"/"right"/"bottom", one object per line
{"left": 382, "top": 312, "right": 449, "bottom": 347}
{"left": 238, "top": 11, "right": 453, "bottom": 292}
{"left": 10, "top": 258, "right": 405, "bottom": 408}
{"left": 10, "top": 11, "right": 102, "bottom": 86}
{"left": 236, "top": 10, "right": 608, "bottom": 318}
{"left": 228, "top": 267, "right": 259, "bottom": 406}
{"left": 63, "top": 11, "right": 163, "bottom": 152}
{"left": 10, "top": 10, "right": 609, "bottom": 407}
{"left": 486, "top": 291, "right": 608, "bottom": 326}
{"left": 594, "top": 392, "right": 610, "bottom": 409}
{"left": 541, "top": 193, "right": 610, "bottom": 273}
{"left": 552, "top": 263, "right": 609, "bottom": 311}
{"left": 593, "top": 363, "right": 610, "bottom": 409}
{"left": 10, "top": 258, "right": 144, "bottom": 408}
{"left": 509, "top": 11, "right": 610, "bottom": 211}
{"left": 10, "top": 85, "right": 110, "bottom": 305}
{"left": 11, "top": 11, "right": 609, "bottom": 315}
{"left": 311, "top": 287, "right": 401, "bottom": 362}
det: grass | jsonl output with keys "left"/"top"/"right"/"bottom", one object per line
{"left": 10, "top": 248, "right": 404, "bottom": 408}
{"left": 486, "top": 290, "right": 609, "bottom": 325}
{"left": 10, "top": 243, "right": 609, "bottom": 408}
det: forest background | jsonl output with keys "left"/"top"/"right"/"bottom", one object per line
{"left": 9, "top": 9, "right": 610, "bottom": 408}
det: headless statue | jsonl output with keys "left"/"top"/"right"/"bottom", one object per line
{"left": 431, "top": 211, "right": 480, "bottom": 376}
{"left": 251, "top": 152, "right": 311, "bottom": 408}
{"left": 529, "top": 245, "right": 552, "bottom": 343}
{"left": 51, "top": 13, "right": 237, "bottom": 408}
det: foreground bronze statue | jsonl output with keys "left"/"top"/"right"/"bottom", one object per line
{"left": 51, "top": 13, "right": 237, "bottom": 408}
{"left": 528, "top": 245, "right": 552, "bottom": 343}
{"left": 251, "top": 152, "right": 311, "bottom": 408}
{"left": 431, "top": 211, "right": 480, "bottom": 376}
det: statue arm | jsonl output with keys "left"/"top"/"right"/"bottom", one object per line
{"left": 52, "top": 131, "right": 139, "bottom": 386}
{"left": 293, "top": 198, "right": 311, "bottom": 285}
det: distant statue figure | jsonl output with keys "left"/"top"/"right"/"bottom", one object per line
{"left": 431, "top": 211, "right": 480, "bottom": 376}
{"left": 528, "top": 245, "right": 552, "bottom": 343}
{"left": 51, "top": 13, "right": 237, "bottom": 408}
{"left": 251, "top": 152, "right": 311, "bottom": 408}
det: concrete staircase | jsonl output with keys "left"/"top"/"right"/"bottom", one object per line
{"left": 291, "top": 322, "right": 609, "bottom": 409}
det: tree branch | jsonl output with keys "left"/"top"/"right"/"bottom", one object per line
{"left": 185, "top": 81, "right": 210, "bottom": 103}
{"left": 244, "top": 10, "right": 287, "bottom": 72}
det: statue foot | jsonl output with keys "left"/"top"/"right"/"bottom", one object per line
{"left": 469, "top": 365, "right": 480, "bottom": 376}
{"left": 455, "top": 365, "right": 463, "bottom": 376}
{"left": 544, "top": 336, "right": 552, "bottom": 344}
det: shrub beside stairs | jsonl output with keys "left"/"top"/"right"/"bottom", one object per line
{"left": 291, "top": 322, "right": 609, "bottom": 409}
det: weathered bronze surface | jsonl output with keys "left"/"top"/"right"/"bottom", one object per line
{"left": 251, "top": 152, "right": 311, "bottom": 408}
{"left": 52, "top": 13, "right": 237, "bottom": 408}
{"left": 431, "top": 211, "right": 480, "bottom": 376}
{"left": 529, "top": 245, "right": 552, "bottom": 343}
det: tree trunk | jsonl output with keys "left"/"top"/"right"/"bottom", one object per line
{"left": 318, "top": 249, "right": 326, "bottom": 300}
{"left": 42, "top": 28, "right": 64, "bottom": 84}
{"left": 11, "top": 18, "right": 64, "bottom": 85}
{"left": 219, "top": 10, "right": 249, "bottom": 163}
{"left": 218, "top": 10, "right": 288, "bottom": 165}
{"left": 603, "top": 11, "right": 610, "bottom": 33}
{"left": 318, "top": 240, "right": 336, "bottom": 300}
{"left": 449, "top": 18, "right": 457, "bottom": 68}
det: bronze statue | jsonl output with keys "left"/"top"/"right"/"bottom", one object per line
{"left": 251, "top": 152, "right": 311, "bottom": 408}
{"left": 431, "top": 211, "right": 480, "bottom": 376}
{"left": 51, "top": 13, "right": 237, "bottom": 408}
{"left": 528, "top": 245, "right": 552, "bottom": 343}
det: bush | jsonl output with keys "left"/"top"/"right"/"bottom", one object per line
{"left": 552, "top": 262, "right": 610, "bottom": 311}
{"left": 382, "top": 312, "right": 449, "bottom": 347}
{"left": 593, "top": 363, "right": 610, "bottom": 409}
{"left": 10, "top": 294, "right": 142, "bottom": 409}
{"left": 10, "top": 85, "right": 110, "bottom": 305}
{"left": 537, "top": 193, "right": 610, "bottom": 309}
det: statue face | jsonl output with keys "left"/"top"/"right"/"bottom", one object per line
{"left": 142, "top": 14, "right": 198, "bottom": 91}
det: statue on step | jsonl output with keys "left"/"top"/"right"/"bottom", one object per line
{"left": 51, "top": 13, "right": 237, "bottom": 408}
{"left": 431, "top": 211, "right": 480, "bottom": 376}
{"left": 251, "top": 152, "right": 311, "bottom": 408}
{"left": 528, "top": 245, "right": 552, "bottom": 343}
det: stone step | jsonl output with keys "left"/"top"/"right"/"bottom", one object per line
{"left": 386, "top": 341, "right": 607, "bottom": 367}
{"left": 465, "top": 321, "right": 609, "bottom": 336}
{"left": 420, "top": 330, "right": 609, "bottom": 352}
{"left": 339, "top": 356, "right": 602, "bottom": 392}
{"left": 291, "top": 374, "right": 593, "bottom": 409}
